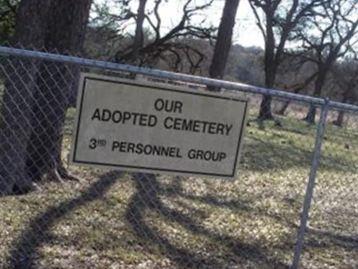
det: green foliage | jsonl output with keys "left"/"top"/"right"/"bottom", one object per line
{"left": 0, "top": 0, "right": 18, "bottom": 44}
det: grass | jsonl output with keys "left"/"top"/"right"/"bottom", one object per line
{"left": 0, "top": 106, "right": 357, "bottom": 269}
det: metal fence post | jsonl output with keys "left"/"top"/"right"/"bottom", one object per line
{"left": 291, "top": 99, "right": 330, "bottom": 269}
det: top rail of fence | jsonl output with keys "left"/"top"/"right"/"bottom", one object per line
{"left": 0, "top": 46, "right": 357, "bottom": 113}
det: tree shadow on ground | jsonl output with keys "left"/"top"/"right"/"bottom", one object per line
{"left": 305, "top": 228, "right": 358, "bottom": 251}
{"left": 125, "top": 173, "right": 289, "bottom": 269}
{"left": 6, "top": 170, "right": 123, "bottom": 269}
{"left": 6, "top": 170, "right": 355, "bottom": 268}
{"left": 160, "top": 177, "right": 358, "bottom": 265}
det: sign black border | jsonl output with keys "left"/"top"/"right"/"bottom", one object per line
{"left": 72, "top": 75, "right": 248, "bottom": 178}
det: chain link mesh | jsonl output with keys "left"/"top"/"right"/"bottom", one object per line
{"left": 300, "top": 109, "right": 358, "bottom": 269}
{"left": 0, "top": 47, "right": 357, "bottom": 269}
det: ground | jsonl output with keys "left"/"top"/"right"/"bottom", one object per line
{"left": 0, "top": 104, "right": 357, "bottom": 269}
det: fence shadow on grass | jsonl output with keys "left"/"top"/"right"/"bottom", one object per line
{"left": 7, "top": 170, "right": 123, "bottom": 269}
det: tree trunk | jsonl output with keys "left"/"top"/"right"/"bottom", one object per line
{"left": 258, "top": 95, "right": 273, "bottom": 119}
{"left": 116, "top": 0, "right": 148, "bottom": 65}
{"left": 332, "top": 89, "right": 350, "bottom": 127}
{"left": 305, "top": 105, "right": 316, "bottom": 124}
{"left": 258, "top": 66, "right": 276, "bottom": 120}
{"left": 25, "top": 62, "right": 74, "bottom": 181}
{"left": 26, "top": 0, "right": 91, "bottom": 181}
{"left": 277, "top": 86, "right": 304, "bottom": 115}
{"left": 258, "top": 13, "right": 276, "bottom": 121}
{"left": 132, "top": 0, "right": 147, "bottom": 62}
{"left": 0, "top": 61, "right": 38, "bottom": 194}
{"left": 277, "top": 74, "right": 317, "bottom": 116}
{"left": 208, "top": 0, "right": 240, "bottom": 90}
{"left": 333, "top": 111, "right": 344, "bottom": 127}
{"left": 0, "top": 0, "right": 91, "bottom": 194}
{"left": 304, "top": 72, "right": 325, "bottom": 124}
{"left": 0, "top": 0, "right": 51, "bottom": 194}
{"left": 277, "top": 100, "right": 290, "bottom": 115}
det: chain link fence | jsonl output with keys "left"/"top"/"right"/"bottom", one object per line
{"left": 299, "top": 109, "right": 358, "bottom": 269}
{"left": 0, "top": 46, "right": 357, "bottom": 269}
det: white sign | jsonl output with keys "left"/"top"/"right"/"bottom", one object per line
{"left": 71, "top": 73, "right": 248, "bottom": 178}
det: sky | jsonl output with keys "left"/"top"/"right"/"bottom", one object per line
{"left": 93, "top": 0, "right": 265, "bottom": 48}
{"left": 157, "top": 0, "right": 264, "bottom": 47}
